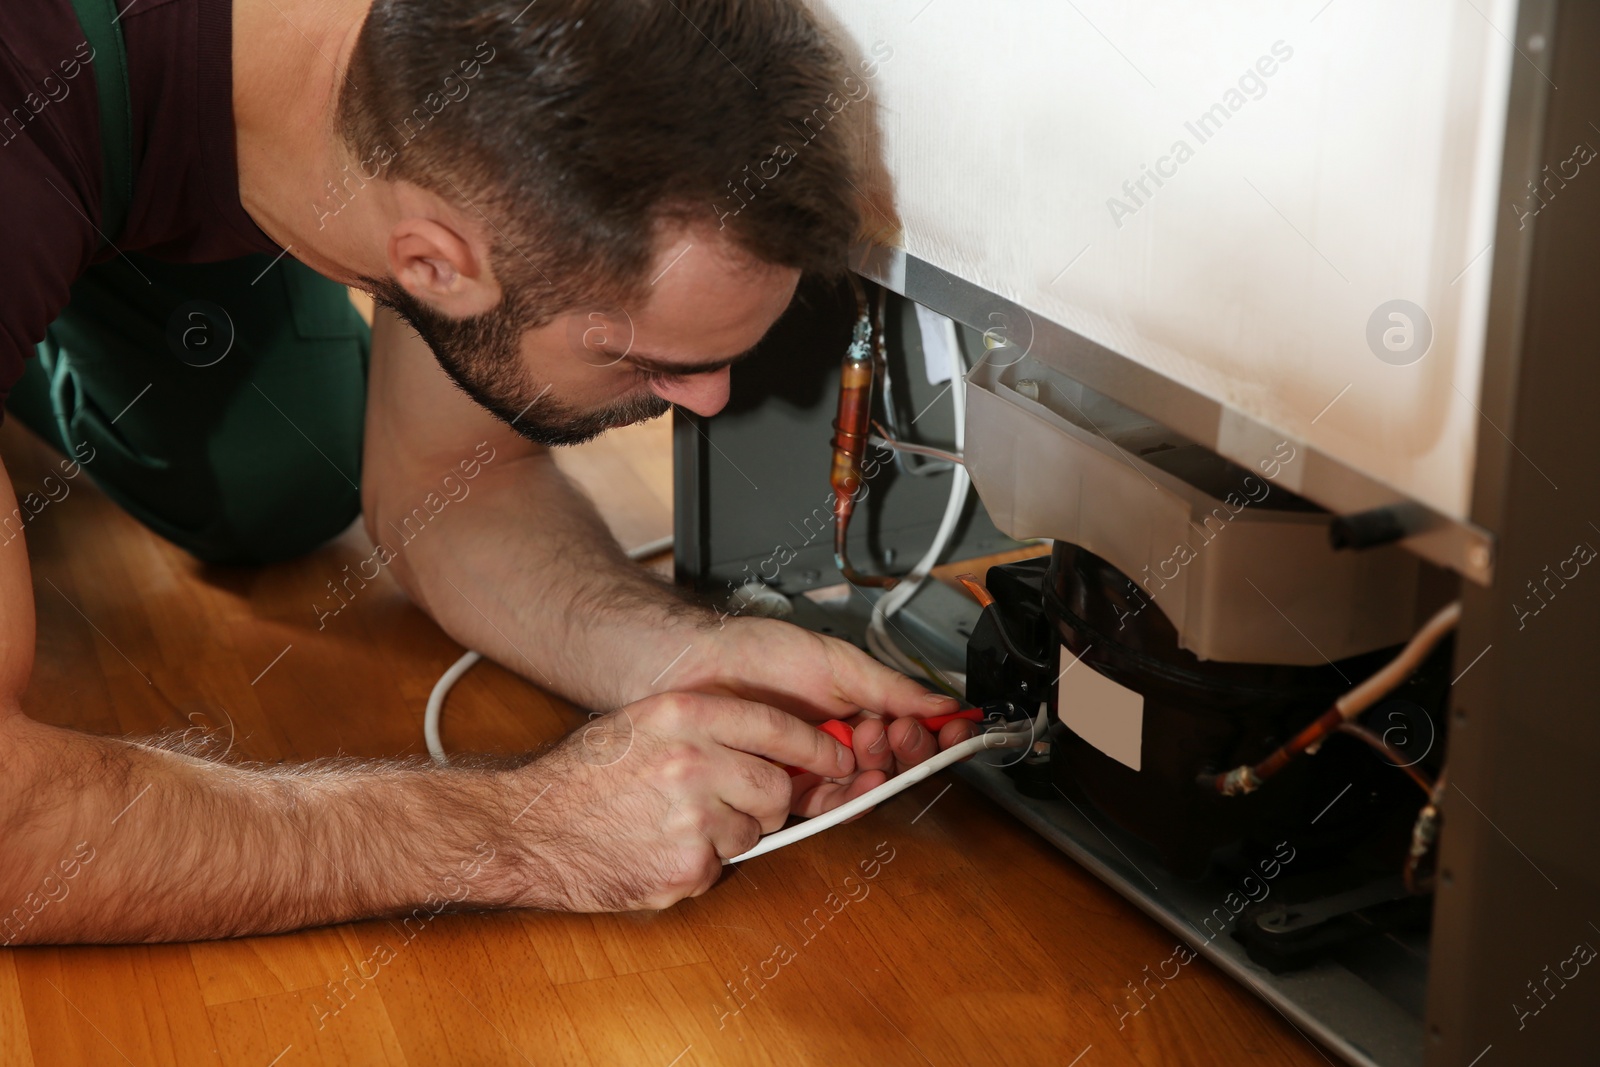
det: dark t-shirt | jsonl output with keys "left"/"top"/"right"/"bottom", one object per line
{"left": 0, "top": 0, "right": 277, "bottom": 401}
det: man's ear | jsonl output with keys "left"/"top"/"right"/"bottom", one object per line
{"left": 387, "top": 217, "right": 501, "bottom": 317}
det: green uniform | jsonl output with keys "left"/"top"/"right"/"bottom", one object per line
{"left": 7, "top": 0, "right": 370, "bottom": 565}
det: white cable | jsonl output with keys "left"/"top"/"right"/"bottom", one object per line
{"left": 424, "top": 536, "right": 671, "bottom": 765}
{"left": 423, "top": 512, "right": 1036, "bottom": 865}
{"left": 424, "top": 649, "right": 481, "bottom": 764}
{"left": 867, "top": 434, "right": 964, "bottom": 466}
{"left": 865, "top": 314, "right": 970, "bottom": 695}
{"left": 725, "top": 705, "right": 1046, "bottom": 865}
{"left": 625, "top": 533, "right": 674, "bottom": 560}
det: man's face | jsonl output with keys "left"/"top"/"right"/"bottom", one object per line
{"left": 372, "top": 229, "right": 802, "bottom": 446}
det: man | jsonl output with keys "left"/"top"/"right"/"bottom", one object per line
{"left": 0, "top": 0, "right": 973, "bottom": 942}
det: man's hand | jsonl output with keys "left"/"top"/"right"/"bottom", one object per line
{"left": 363, "top": 309, "right": 975, "bottom": 845}
{"left": 512, "top": 691, "right": 854, "bottom": 910}
{"left": 634, "top": 616, "right": 979, "bottom": 818}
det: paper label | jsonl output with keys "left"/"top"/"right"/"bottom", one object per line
{"left": 1057, "top": 645, "right": 1144, "bottom": 772}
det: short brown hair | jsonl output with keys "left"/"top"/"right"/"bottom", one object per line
{"left": 338, "top": 0, "right": 863, "bottom": 322}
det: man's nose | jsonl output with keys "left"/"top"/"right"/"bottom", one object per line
{"left": 649, "top": 367, "right": 731, "bottom": 417}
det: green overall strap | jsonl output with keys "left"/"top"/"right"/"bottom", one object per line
{"left": 66, "top": 0, "right": 134, "bottom": 243}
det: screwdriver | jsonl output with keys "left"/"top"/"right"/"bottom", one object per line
{"left": 784, "top": 709, "right": 984, "bottom": 775}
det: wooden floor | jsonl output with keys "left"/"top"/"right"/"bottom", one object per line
{"left": 0, "top": 414, "right": 1331, "bottom": 1067}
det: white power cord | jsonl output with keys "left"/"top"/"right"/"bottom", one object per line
{"left": 423, "top": 525, "right": 1035, "bottom": 866}
{"left": 864, "top": 313, "right": 971, "bottom": 696}
{"left": 424, "top": 535, "right": 672, "bottom": 765}
{"left": 426, "top": 310, "right": 982, "bottom": 859}
{"left": 725, "top": 705, "right": 1046, "bottom": 864}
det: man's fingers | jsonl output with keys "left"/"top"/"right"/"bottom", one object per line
{"left": 716, "top": 754, "right": 796, "bottom": 834}
{"left": 698, "top": 802, "right": 764, "bottom": 863}
{"left": 887, "top": 715, "right": 937, "bottom": 768}
{"left": 684, "top": 694, "right": 854, "bottom": 779}
{"left": 850, "top": 716, "right": 895, "bottom": 776}
{"left": 791, "top": 768, "right": 889, "bottom": 820}
{"left": 939, "top": 718, "right": 978, "bottom": 751}
{"left": 824, "top": 636, "right": 961, "bottom": 720}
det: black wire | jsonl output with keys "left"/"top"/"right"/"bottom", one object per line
{"left": 982, "top": 604, "right": 1051, "bottom": 673}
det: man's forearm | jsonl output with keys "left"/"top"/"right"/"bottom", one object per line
{"left": 381, "top": 448, "right": 712, "bottom": 710}
{"left": 0, "top": 713, "right": 550, "bottom": 944}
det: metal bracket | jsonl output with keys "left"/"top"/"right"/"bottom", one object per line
{"left": 852, "top": 245, "right": 1497, "bottom": 586}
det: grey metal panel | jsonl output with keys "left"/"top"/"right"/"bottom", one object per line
{"left": 675, "top": 7, "right": 1600, "bottom": 1053}
{"left": 672, "top": 277, "right": 1020, "bottom": 598}
{"left": 850, "top": 247, "right": 1498, "bottom": 587}
{"left": 1426, "top": 1, "right": 1600, "bottom": 1063}
{"left": 957, "top": 759, "right": 1422, "bottom": 1067}
{"left": 745, "top": 576, "right": 1434, "bottom": 1066}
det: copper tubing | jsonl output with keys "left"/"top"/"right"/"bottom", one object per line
{"left": 955, "top": 573, "right": 1052, "bottom": 672}
{"left": 1333, "top": 722, "right": 1435, "bottom": 796}
{"left": 955, "top": 573, "right": 996, "bottom": 608}
{"left": 1200, "top": 601, "right": 1462, "bottom": 796}
{"left": 872, "top": 421, "right": 965, "bottom": 466}
{"left": 832, "top": 280, "right": 896, "bottom": 588}
{"left": 1403, "top": 769, "right": 1448, "bottom": 895}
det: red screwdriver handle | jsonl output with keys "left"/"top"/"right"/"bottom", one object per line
{"left": 816, "top": 719, "right": 856, "bottom": 746}
{"left": 920, "top": 708, "right": 983, "bottom": 731}
{"left": 783, "top": 711, "right": 982, "bottom": 776}
{"left": 783, "top": 719, "right": 856, "bottom": 776}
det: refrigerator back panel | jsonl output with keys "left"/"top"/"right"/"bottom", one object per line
{"left": 806, "top": 0, "right": 1518, "bottom": 523}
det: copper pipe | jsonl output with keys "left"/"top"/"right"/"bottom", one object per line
{"left": 832, "top": 278, "right": 896, "bottom": 588}
{"left": 1200, "top": 601, "right": 1461, "bottom": 796}
{"left": 1333, "top": 722, "right": 1435, "bottom": 796}
{"left": 955, "top": 573, "right": 1051, "bottom": 673}
{"left": 1403, "top": 769, "right": 1448, "bottom": 895}
{"left": 955, "top": 573, "right": 995, "bottom": 608}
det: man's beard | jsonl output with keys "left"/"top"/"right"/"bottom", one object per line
{"left": 362, "top": 278, "right": 670, "bottom": 447}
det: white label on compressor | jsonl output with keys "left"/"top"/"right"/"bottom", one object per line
{"left": 1057, "top": 645, "right": 1144, "bottom": 772}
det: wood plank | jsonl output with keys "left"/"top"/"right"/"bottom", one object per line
{"left": 13, "top": 945, "right": 222, "bottom": 1067}
{"left": 0, "top": 951, "right": 36, "bottom": 1067}
{"left": 0, "top": 414, "right": 1334, "bottom": 1066}
{"left": 358, "top": 914, "right": 592, "bottom": 1067}
{"left": 189, "top": 927, "right": 364, "bottom": 1007}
